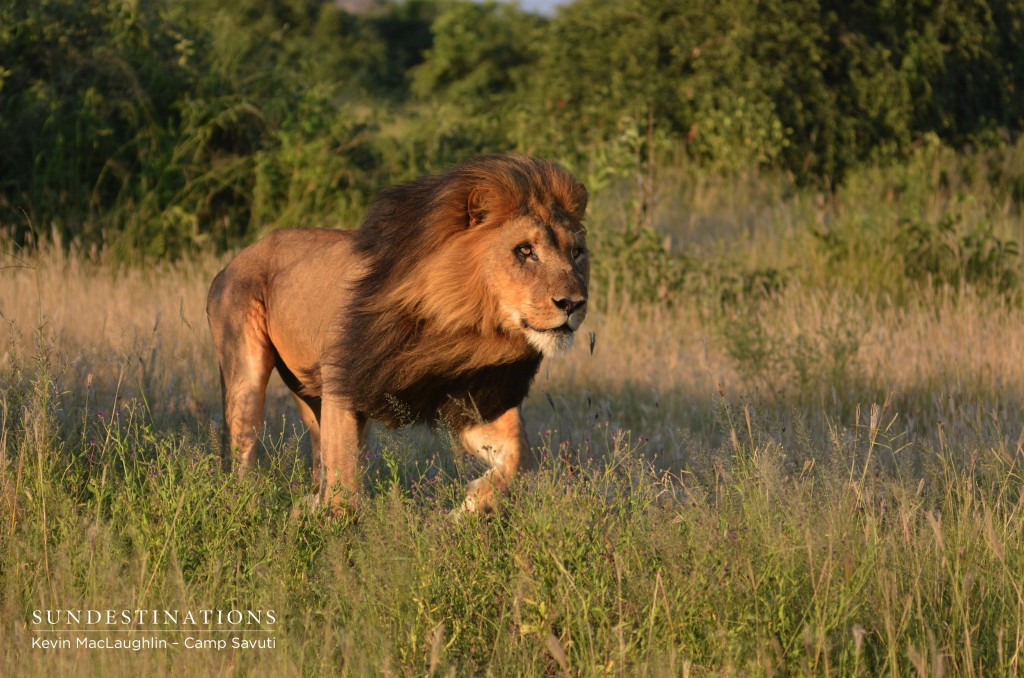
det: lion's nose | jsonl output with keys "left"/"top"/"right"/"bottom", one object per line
{"left": 552, "top": 297, "right": 586, "bottom": 315}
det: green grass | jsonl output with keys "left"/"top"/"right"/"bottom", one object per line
{"left": 2, "top": 327, "right": 1024, "bottom": 675}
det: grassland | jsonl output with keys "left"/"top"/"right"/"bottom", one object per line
{"left": 3, "top": 156, "right": 1024, "bottom": 675}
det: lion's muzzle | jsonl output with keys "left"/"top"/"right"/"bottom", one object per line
{"left": 552, "top": 296, "right": 586, "bottom": 315}
{"left": 552, "top": 295, "right": 587, "bottom": 331}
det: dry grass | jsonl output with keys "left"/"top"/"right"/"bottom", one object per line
{"left": 2, "top": 236, "right": 1024, "bottom": 675}
{"left": 5, "top": 244, "right": 1024, "bottom": 464}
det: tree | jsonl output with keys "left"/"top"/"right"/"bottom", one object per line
{"left": 410, "top": 1, "right": 543, "bottom": 106}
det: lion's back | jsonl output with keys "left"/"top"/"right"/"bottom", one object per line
{"left": 207, "top": 228, "right": 363, "bottom": 379}
{"left": 209, "top": 228, "right": 356, "bottom": 302}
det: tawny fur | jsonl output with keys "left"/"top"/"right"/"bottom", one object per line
{"left": 207, "top": 155, "right": 589, "bottom": 514}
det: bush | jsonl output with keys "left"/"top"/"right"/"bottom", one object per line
{"left": 591, "top": 225, "right": 690, "bottom": 307}
{"left": 897, "top": 214, "right": 1020, "bottom": 296}
{"left": 0, "top": 0, "right": 202, "bottom": 246}
{"left": 815, "top": 210, "right": 1020, "bottom": 301}
{"left": 4, "top": 0, "right": 1024, "bottom": 258}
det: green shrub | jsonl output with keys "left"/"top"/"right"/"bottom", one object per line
{"left": 896, "top": 214, "right": 1020, "bottom": 296}
{"left": 0, "top": 0, "right": 202, "bottom": 245}
{"left": 591, "top": 225, "right": 691, "bottom": 307}
{"left": 815, "top": 210, "right": 1020, "bottom": 300}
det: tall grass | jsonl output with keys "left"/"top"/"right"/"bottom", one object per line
{"left": 3, "top": 233, "right": 1024, "bottom": 674}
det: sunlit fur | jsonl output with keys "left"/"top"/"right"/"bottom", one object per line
{"left": 329, "top": 154, "right": 590, "bottom": 428}
{"left": 525, "top": 328, "right": 575, "bottom": 356}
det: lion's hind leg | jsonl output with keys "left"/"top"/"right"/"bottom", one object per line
{"left": 454, "top": 407, "right": 534, "bottom": 517}
{"left": 208, "top": 295, "right": 277, "bottom": 475}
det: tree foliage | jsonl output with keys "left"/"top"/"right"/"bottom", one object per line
{"left": 2, "top": 0, "right": 1023, "bottom": 256}
{"left": 410, "top": 2, "right": 543, "bottom": 106}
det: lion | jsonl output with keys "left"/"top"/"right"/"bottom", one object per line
{"left": 206, "top": 154, "right": 589, "bottom": 515}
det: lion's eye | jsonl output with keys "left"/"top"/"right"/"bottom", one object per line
{"left": 515, "top": 244, "right": 534, "bottom": 258}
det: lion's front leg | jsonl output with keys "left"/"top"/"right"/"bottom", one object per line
{"left": 454, "top": 407, "right": 534, "bottom": 516}
{"left": 316, "top": 397, "right": 367, "bottom": 513}
{"left": 291, "top": 394, "right": 322, "bottom": 486}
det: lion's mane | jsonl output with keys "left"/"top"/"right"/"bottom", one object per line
{"left": 327, "top": 155, "right": 587, "bottom": 428}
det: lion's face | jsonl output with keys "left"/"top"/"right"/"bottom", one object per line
{"left": 481, "top": 214, "right": 589, "bottom": 357}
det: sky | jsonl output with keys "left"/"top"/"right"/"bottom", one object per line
{"left": 510, "top": 0, "right": 573, "bottom": 15}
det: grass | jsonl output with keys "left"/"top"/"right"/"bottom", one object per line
{"left": 3, "top": 158, "right": 1024, "bottom": 675}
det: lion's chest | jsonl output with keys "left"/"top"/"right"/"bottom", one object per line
{"left": 365, "top": 358, "right": 542, "bottom": 429}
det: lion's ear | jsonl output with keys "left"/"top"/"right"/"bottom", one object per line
{"left": 568, "top": 185, "right": 589, "bottom": 221}
{"left": 467, "top": 187, "right": 489, "bottom": 228}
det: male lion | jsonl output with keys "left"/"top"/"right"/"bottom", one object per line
{"left": 207, "top": 155, "right": 589, "bottom": 515}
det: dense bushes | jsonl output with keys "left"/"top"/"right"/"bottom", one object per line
{"left": 0, "top": 0, "right": 442, "bottom": 255}
{"left": 0, "top": 0, "right": 200, "bottom": 248}
{"left": 2, "top": 0, "right": 1023, "bottom": 258}
{"left": 510, "top": 0, "right": 1024, "bottom": 178}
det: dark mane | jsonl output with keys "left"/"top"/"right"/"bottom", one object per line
{"left": 325, "top": 154, "right": 586, "bottom": 428}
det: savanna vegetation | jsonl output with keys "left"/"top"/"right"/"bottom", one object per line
{"left": 3, "top": 0, "right": 1024, "bottom": 675}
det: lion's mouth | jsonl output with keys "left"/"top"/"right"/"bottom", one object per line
{"left": 523, "top": 320, "right": 574, "bottom": 335}
{"left": 520, "top": 318, "right": 577, "bottom": 356}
